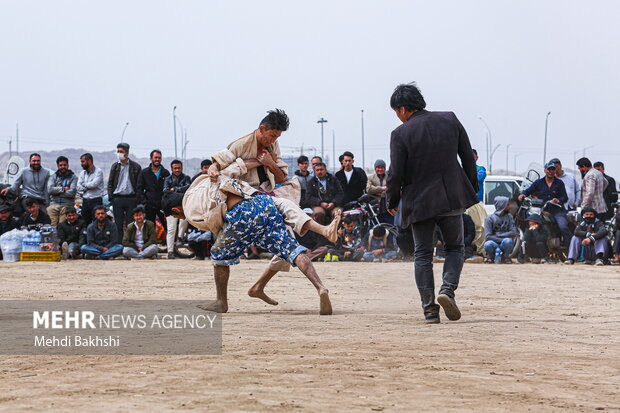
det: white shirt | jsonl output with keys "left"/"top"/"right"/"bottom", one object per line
{"left": 135, "top": 222, "right": 144, "bottom": 249}
{"left": 344, "top": 169, "right": 353, "bottom": 183}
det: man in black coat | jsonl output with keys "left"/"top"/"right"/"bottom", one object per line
{"left": 108, "top": 143, "right": 142, "bottom": 236}
{"left": 136, "top": 149, "right": 170, "bottom": 230}
{"left": 306, "top": 162, "right": 344, "bottom": 225}
{"left": 335, "top": 151, "right": 367, "bottom": 206}
{"left": 386, "top": 82, "right": 479, "bottom": 324}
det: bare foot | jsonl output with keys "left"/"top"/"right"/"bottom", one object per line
{"left": 197, "top": 300, "right": 228, "bottom": 313}
{"left": 319, "top": 289, "right": 332, "bottom": 315}
{"left": 248, "top": 286, "right": 279, "bottom": 306}
{"left": 324, "top": 210, "right": 342, "bottom": 243}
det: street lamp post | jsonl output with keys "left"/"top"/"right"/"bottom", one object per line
{"left": 317, "top": 117, "right": 328, "bottom": 159}
{"left": 513, "top": 153, "right": 521, "bottom": 174}
{"left": 582, "top": 145, "right": 594, "bottom": 157}
{"left": 477, "top": 116, "right": 492, "bottom": 170}
{"left": 490, "top": 144, "right": 501, "bottom": 173}
{"left": 120, "top": 122, "right": 130, "bottom": 143}
{"left": 543, "top": 111, "right": 551, "bottom": 165}
{"left": 332, "top": 130, "right": 336, "bottom": 173}
{"left": 505, "top": 144, "right": 512, "bottom": 173}
{"left": 361, "top": 109, "right": 365, "bottom": 169}
{"left": 173, "top": 106, "right": 178, "bottom": 159}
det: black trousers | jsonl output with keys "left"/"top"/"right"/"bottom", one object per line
{"left": 111, "top": 196, "right": 137, "bottom": 236}
{"left": 525, "top": 241, "right": 548, "bottom": 259}
{"left": 82, "top": 197, "right": 103, "bottom": 226}
{"left": 145, "top": 203, "right": 167, "bottom": 231}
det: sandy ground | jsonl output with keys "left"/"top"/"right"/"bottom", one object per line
{"left": 0, "top": 259, "right": 619, "bottom": 412}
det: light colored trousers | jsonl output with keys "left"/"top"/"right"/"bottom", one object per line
{"left": 123, "top": 244, "right": 159, "bottom": 259}
{"left": 166, "top": 216, "right": 189, "bottom": 253}
{"left": 47, "top": 204, "right": 70, "bottom": 227}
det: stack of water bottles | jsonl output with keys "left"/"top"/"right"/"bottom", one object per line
{"left": 22, "top": 230, "right": 42, "bottom": 252}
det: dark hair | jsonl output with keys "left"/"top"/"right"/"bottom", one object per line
{"left": 373, "top": 226, "right": 386, "bottom": 237}
{"left": 338, "top": 154, "right": 344, "bottom": 163}
{"left": 132, "top": 205, "right": 146, "bottom": 215}
{"left": 472, "top": 149, "right": 478, "bottom": 156}
{"left": 170, "top": 159, "right": 183, "bottom": 167}
{"left": 343, "top": 216, "right": 355, "bottom": 225}
{"left": 390, "top": 82, "right": 427, "bottom": 112}
{"left": 56, "top": 156, "right": 68, "bottom": 164}
{"left": 342, "top": 151, "right": 354, "bottom": 159}
{"left": 162, "top": 192, "right": 184, "bottom": 216}
{"left": 200, "top": 159, "right": 212, "bottom": 168}
{"left": 29, "top": 153, "right": 41, "bottom": 160}
{"left": 65, "top": 207, "right": 77, "bottom": 214}
{"left": 150, "top": 149, "right": 162, "bottom": 158}
{"left": 311, "top": 156, "right": 323, "bottom": 163}
{"left": 81, "top": 153, "right": 93, "bottom": 162}
{"left": 24, "top": 198, "right": 40, "bottom": 207}
{"left": 259, "top": 109, "right": 289, "bottom": 131}
{"left": 297, "top": 155, "right": 309, "bottom": 164}
{"left": 93, "top": 205, "right": 107, "bottom": 214}
{"left": 117, "top": 143, "right": 130, "bottom": 152}
{"left": 593, "top": 161, "right": 604, "bottom": 169}
{"left": 576, "top": 157, "right": 592, "bottom": 168}
{"left": 314, "top": 162, "right": 327, "bottom": 169}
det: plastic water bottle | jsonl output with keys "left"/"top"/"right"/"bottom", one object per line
{"left": 494, "top": 248, "right": 502, "bottom": 264}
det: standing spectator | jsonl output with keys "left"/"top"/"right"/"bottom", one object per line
{"left": 80, "top": 206, "right": 123, "bottom": 260}
{"left": 386, "top": 82, "right": 479, "bottom": 323}
{"left": 57, "top": 207, "right": 86, "bottom": 259}
{"left": 577, "top": 157, "right": 608, "bottom": 215}
{"left": 362, "top": 226, "right": 398, "bottom": 262}
{"left": 593, "top": 161, "right": 618, "bottom": 220}
{"left": 483, "top": 196, "right": 516, "bottom": 264}
{"left": 122, "top": 205, "right": 159, "bottom": 259}
{"left": 0, "top": 204, "right": 19, "bottom": 260}
{"left": 473, "top": 149, "right": 486, "bottom": 202}
{"left": 518, "top": 161, "right": 572, "bottom": 245}
{"left": 564, "top": 208, "right": 608, "bottom": 266}
{"left": 306, "top": 162, "right": 343, "bottom": 225}
{"left": 76, "top": 153, "right": 105, "bottom": 226}
{"left": 47, "top": 156, "right": 78, "bottom": 226}
{"left": 164, "top": 160, "right": 191, "bottom": 259}
{"left": 1, "top": 153, "right": 50, "bottom": 208}
{"left": 136, "top": 149, "right": 170, "bottom": 230}
{"left": 336, "top": 151, "right": 367, "bottom": 206}
{"left": 311, "top": 156, "right": 323, "bottom": 173}
{"left": 367, "top": 159, "right": 392, "bottom": 224}
{"left": 523, "top": 214, "right": 550, "bottom": 264}
{"left": 108, "top": 143, "right": 141, "bottom": 236}
{"left": 294, "top": 155, "right": 312, "bottom": 207}
{"left": 20, "top": 198, "right": 51, "bottom": 227}
{"left": 192, "top": 159, "right": 212, "bottom": 182}
{"left": 550, "top": 158, "right": 580, "bottom": 211}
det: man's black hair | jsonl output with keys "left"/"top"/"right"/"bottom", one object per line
{"left": 338, "top": 154, "right": 344, "bottom": 163}
{"left": 93, "top": 205, "right": 107, "bottom": 214}
{"left": 81, "top": 153, "right": 94, "bottom": 162}
{"left": 576, "top": 157, "right": 592, "bottom": 168}
{"left": 373, "top": 226, "right": 386, "bottom": 237}
{"left": 29, "top": 153, "right": 41, "bottom": 160}
{"left": 593, "top": 161, "right": 604, "bottom": 169}
{"left": 65, "top": 207, "right": 77, "bottom": 214}
{"left": 117, "top": 143, "right": 130, "bottom": 152}
{"left": 200, "top": 159, "right": 212, "bottom": 168}
{"left": 259, "top": 109, "right": 289, "bottom": 131}
{"left": 150, "top": 149, "right": 162, "bottom": 158}
{"left": 24, "top": 198, "right": 39, "bottom": 207}
{"left": 390, "top": 82, "right": 427, "bottom": 112}
{"left": 170, "top": 159, "right": 183, "bottom": 167}
{"left": 314, "top": 162, "right": 327, "bottom": 169}
{"left": 472, "top": 149, "right": 478, "bottom": 156}
{"left": 343, "top": 215, "right": 355, "bottom": 225}
{"left": 56, "top": 156, "right": 69, "bottom": 164}
{"left": 132, "top": 205, "right": 146, "bottom": 215}
{"left": 162, "top": 192, "right": 184, "bottom": 216}
{"left": 297, "top": 155, "right": 309, "bottom": 164}
{"left": 311, "top": 156, "right": 322, "bottom": 163}
{"left": 342, "top": 151, "right": 354, "bottom": 159}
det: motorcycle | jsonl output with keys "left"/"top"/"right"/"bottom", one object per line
{"left": 342, "top": 194, "right": 399, "bottom": 252}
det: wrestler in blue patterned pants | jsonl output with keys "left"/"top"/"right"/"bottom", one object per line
{"left": 210, "top": 194, "right": 307, "bottom": 266}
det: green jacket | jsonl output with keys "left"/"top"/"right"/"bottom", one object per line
{"left": 122, "top": 220, "right": 157, "bottom": 250}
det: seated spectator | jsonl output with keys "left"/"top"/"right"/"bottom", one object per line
{"left": 564, "top": 207, "right": 608, "bottom": 266}
{"left": 122, "top": 205, "right": 159, "bottom": 259}
{"left": 296, "top": 208, "right": 331, "bottom": 261}
{"left": 523, "top": 214, "right": 550, "bottom": 264}
{"left": 484, "top": 196, "right": 516, "bottom": 263}
{"left": 362, "top": 226, "right": 398, "bottom": 262}
{"left": 20, "top": 198, "right": 51, "bottom": 227}
{"left": 187, "top": 228, "right": 214, "bottom": 260}
{"left": 0, "top": 204, "right": 19, "bottom": 260}
{"left": 335, "top": 151, "right": 368, "bottom": 206}
{"left": 80, "top": 206, "right": 123, "bottom": 260}
{"left": 295, "top": 155, "right": 312, "bottom": 207}
{"left": 57, "top": 207, "right": 86, "bottom": 259}
{"left": 326, "top": 215, "right": 364, "bottom": 262}
{"left": 306, "top": 162, "right": 343, "bottom": 225}
{"left": 367, "top": 159, "right": 392, "bottom": 224}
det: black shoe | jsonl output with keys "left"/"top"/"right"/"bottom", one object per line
{"left": 424, "top": 313, "right": 440, "bottom": 324}
{"left": 564, "top": 259, "right": 574, "bottom": 265}
{"left": 167, "top": 252, "right": 176, "bottom": 259}
{"left": 437, "top": 294, "right": 461, "bottom": 321}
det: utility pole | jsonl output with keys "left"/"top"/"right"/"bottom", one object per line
{"left": 543, "top": 111, "right": 551, "bottom": 165}
{"left": 8, "top": 137, "right": 12, "bottom": 157}
{"left": 505, "top": 144, "right": 512, "bottom": 173}
{"left": 513, "top": 153, "right": 521, "bottom": 174}
{"left": 120, "top": 122, "right": 129, "bottom": 143}
{"left": 332, "top": 130, "right": 336, "bottom": 173}
{"left": 317, "top": 117, "right": 328, "bottom": 159}
{"left": 173, "top": 106, "right": 178, "bottom": 159}
{"left": 15, "top": 123, "right": 19, "bottom": 155}
{"left": 361, "top": 109, "right": 365, "bottom": 169}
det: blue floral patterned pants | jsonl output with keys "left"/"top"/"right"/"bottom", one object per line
{"left": 210, "top": 194, "right": 306, "bottom": 266}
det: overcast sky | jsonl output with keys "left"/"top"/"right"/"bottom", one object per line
{"left": 1, "top": 0, "right": 618, "bottom": 180}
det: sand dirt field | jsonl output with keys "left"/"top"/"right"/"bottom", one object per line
{"left": 0, "top": 259, "right": 619, "bottom": 412}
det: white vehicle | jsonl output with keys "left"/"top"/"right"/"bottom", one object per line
{"left": 483, "top": 175, "right": 527, "bottom": 215}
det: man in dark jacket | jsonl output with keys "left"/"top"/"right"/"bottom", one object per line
{"left": 164, "top": 159, "right": 192, "bottom": 259}
{"left": 136, "top": 149, "right": 170, "bottom": 229}
{"left": 20, "top": 198, "right": 51, "bottom": 227}
{"left": 80, "top": 206, "right": 123, "bottom": 259}
{"left": 335, "top": 151, "right": 367, "bottom": 206}
{"left": 294, "top": 155, "right": 312, "bottom": 207}
{"left": 564, "top": 207, "right": 608, "bottom": 266}
{"left": 594, "top": 161, "right": 618, "bottom": 221}
{"left": 108, "top": 143, "right": 142, "bottom": 236}
{"left": 57, "top": 207, "right": 86, "bottom": 259}
{"left": 306, "top": 162, "right": 344, "bottom": 225}
{"left": 386, "top": 82, "right": 478, "bottom": 324}
{"left": 523, "top": 214, "right": 549, "bottom": 264}
{"left": 47, "top": 156, "right": 78, "bottom": 226}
